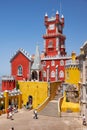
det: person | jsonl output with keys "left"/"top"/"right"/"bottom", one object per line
{"left": 82, "top": 114, "right": 86, "bottom": 125}
{"left": 9, "top": 127, "right": 14, "bottom": 130}
{"left": 7, "top": 107, "right": 10, "bottom": 119}
{"left": 33, "top": 109, "right": 38, "bottom": 119}
{"left": 9, "top": 111, "right": 13, "bottom": 120}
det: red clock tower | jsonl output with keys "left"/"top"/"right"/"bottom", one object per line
{"left": 43, "top": 11, "right": 66, "bottom": 57}
{"left": 42, "top": 11, "right": 70, "bottom": 82}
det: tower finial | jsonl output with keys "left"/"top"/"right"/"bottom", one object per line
{"left": 45, "top": 12, "right": 48, "bottom": 17}
{"left": 56, "top": 10, "right": 59, "bottom": 15}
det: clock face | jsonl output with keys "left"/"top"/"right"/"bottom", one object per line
{"left": 49, "top": 24, "right": 55, "bottom": 30}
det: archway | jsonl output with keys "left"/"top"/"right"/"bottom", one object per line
{"left": 28, "top": 95, "right": 33, "bottom": 104}
{"left": 31, "top": 71, "right": 37, "bottom": 80}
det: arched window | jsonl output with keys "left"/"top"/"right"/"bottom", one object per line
{"left": 17, "top": 65, "right": 23, "bottom": 76}
{"left": 51, "top": 71, "right": 55, "bottom": 77}
{"left": 60, "top": 60, "right": 64, "bottom": 66}
{"left": 66, "top": 71, "right": 69, "bottom": 79}
{"left": 43, "top": 71, "right": 46, "bottom": 77}
{"left": 48, "top": 41, "right": 53, "bottom": 48}
{"left": 59, "top": 70, "right": 64, "bottom": 78}
{"left": 51, "top": 60, "right": 55, "bottom": 66}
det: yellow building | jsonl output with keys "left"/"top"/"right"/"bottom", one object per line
{"left": 18, "top": 81, "right": 60, "bottom": 109}
{"left": 65, "top": 51, "right": 80, "bottom": 87}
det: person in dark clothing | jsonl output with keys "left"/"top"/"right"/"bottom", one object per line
{"left": 33, "top": 110, "right": 38, "bottom": 119}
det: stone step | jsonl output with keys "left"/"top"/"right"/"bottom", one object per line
{"left": 38, "top": 92, "right": 63, "bottom": 117}
{"left": 38, "top": 100, "right": 58, "bottom": 117}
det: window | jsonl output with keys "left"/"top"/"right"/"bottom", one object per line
{"left": 59, "top": 70, "right": 64, "bottom": 78}
{"left": 43, "top": 71, "right": 46, "bottom": 77}
{"left": 17, "top": 65, "right": 23, "bottom": 76}
{"left": 42, "top": 61, "right": 46, "bottom": 66}
{"left": 60, "top": 60, "right": 64, "bottom": 66}
{"left": 51, "top": 60, "right": 55, "bottom": 66}
{"left": 49, "top": 24, "right": 55, "bottom": 30}
{"left": 48, "top": 41, "right": 53, "bottom": 48}
{"left": 51, "top": 71, "right": 55, "bottom": 77}
{"left": 66, "top": 71, "right": 69, "bottom": 79}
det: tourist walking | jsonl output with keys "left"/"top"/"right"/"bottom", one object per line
{"left": 33, "top": 109, "right": 38, "bottom": 119}
{"left": 82, "top": 114, "right": 86, "bottom": 125}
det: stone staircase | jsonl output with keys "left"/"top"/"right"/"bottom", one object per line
{"left": 38, "top": 93, "right": 62, "bottom": 117}
{"left": 38, "top": 100, "right": 58, "bottom": 117}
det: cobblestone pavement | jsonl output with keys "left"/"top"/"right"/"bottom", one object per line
{"left": 0, "top": 109, "right": 86, "bottom": 130}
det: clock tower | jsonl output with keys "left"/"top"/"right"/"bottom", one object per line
{"left": 43, "top": 11, "right": 66, "bottom": 57}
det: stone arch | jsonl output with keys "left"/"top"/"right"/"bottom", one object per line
{"left": 31, "top": 71, "right": 37, "bottom": 80}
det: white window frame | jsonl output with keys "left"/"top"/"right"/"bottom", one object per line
{"left": 59, "top": 70, "right": 64, "bottom": 78}
{"left": 51, "top": 60, "right": 55, "bottom": 66}
{"left": 51, "top": 71, "right": 55, "bottom": 78}
{"left": 17, "top": 65, "right": 23, "bottom": 76}
{"left": 60, "top": 60, "right": 64, "bottom": 66}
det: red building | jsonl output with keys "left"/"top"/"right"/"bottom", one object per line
{"left": 10, "top": 49, "right": 31, "bottom": 81}
{"left": 10, "top": 11, "right": 71, "bottom": 82}
{"left": 2, "top": 76, "right": 15, "bottom": 91}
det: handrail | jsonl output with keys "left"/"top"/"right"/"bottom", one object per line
{"left": 58, "top": 96, "right": 64, "bottom": 117}
{"left": 36, "top": 97, "right": 50, "bottom": 112}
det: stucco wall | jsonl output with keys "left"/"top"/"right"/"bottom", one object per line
{"left": 18, "top": 81, "right": 48, "bottom": 108}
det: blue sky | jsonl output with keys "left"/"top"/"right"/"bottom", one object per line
{"left": 0, "top": 0, "right": 87, "bottom": 76}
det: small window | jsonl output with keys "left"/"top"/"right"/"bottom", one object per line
{"left": 43, "top": 71, "right": 46, "bottom": 77}
{"left": 60, "top": 60, "right": 64, "bottom": 66}
{"left": 51, "top": 71, "right": 55, "bottom": 77}
{"left": 42, "top": 61, "right": 46, "bottom": 66}
{"left": 17, "top": 65, "right": 23, "bottom": 76}
{"left": 51, "top": 60, "right": 55, "bottom": 66}
{"left": 48, "top": 41, "right": 53, "bottom": 48}
{"left": 59, "top": 70, "right": 64, "bottom": 78}
{"left": 66, "top": 71, "right": 69, "bottom": 79}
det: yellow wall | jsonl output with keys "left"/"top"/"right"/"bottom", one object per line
{"left": 18, "top": 81, "right": 61, "bottom": 109}
{"left": 61, "top": 93, "right": 80, "bottom": 112}
{"left": 65, "top": 67, "right": 80, "bottom": 86}
{"left": 50, "top": 81, "right": 61, "bottom": 100}
{"left": 65, "top": 52, "right": 80, "bottom": 87}
{"left": 18, "top": 81, "right": 48, "bottom": 108}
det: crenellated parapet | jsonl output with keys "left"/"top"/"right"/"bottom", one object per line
{"left": 44, "top": 10, "right": 64, "bottom": 27}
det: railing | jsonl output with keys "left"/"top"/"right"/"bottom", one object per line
{"left": 36, "top": 97, "right": 50, "bottom": 112}
{"left": 58, "top": 96, "right": 64, "bottom": 117}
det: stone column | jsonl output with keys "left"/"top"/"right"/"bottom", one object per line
{"left": 4, "top": 90, "right": 9, "bottom": 112}
{"left": 47, "top": 66, "right": 50, "bottom": 81}
{"left": 18, "top": 93, "right": 22, "bottom": 109}
{"left": 83, "top": 60, "right": 86, "bottom": 84}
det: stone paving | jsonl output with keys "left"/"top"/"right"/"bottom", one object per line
{"left": 0, "top": 109, "right": 86, "bottom": 130}
{"left": 0, "top": 91, "right": 87, "bottom": 130}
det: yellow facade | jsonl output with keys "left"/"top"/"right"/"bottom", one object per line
{"left": 65, "top": 52, "right": 80, "bottom": 87}
{"left": 61, "top": 93, "right": 80, "bottom": 112}
{"left": 65, "top": 67, "right": 80, "bottom": 86}
{"left": 18, "top": 81, "right": 49, "bottom": 108}
{"left": 18, "top": 81, "right": 61, "bottom": 109}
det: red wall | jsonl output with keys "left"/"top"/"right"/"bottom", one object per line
{"left": 42, "top": 59, "right": 65, "bottom": 82}
{"left": 11, "top": 52, "right": 30, "bottom": 81}
{"left": 2, "top": 80, "right": 15, "bottom": 91}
